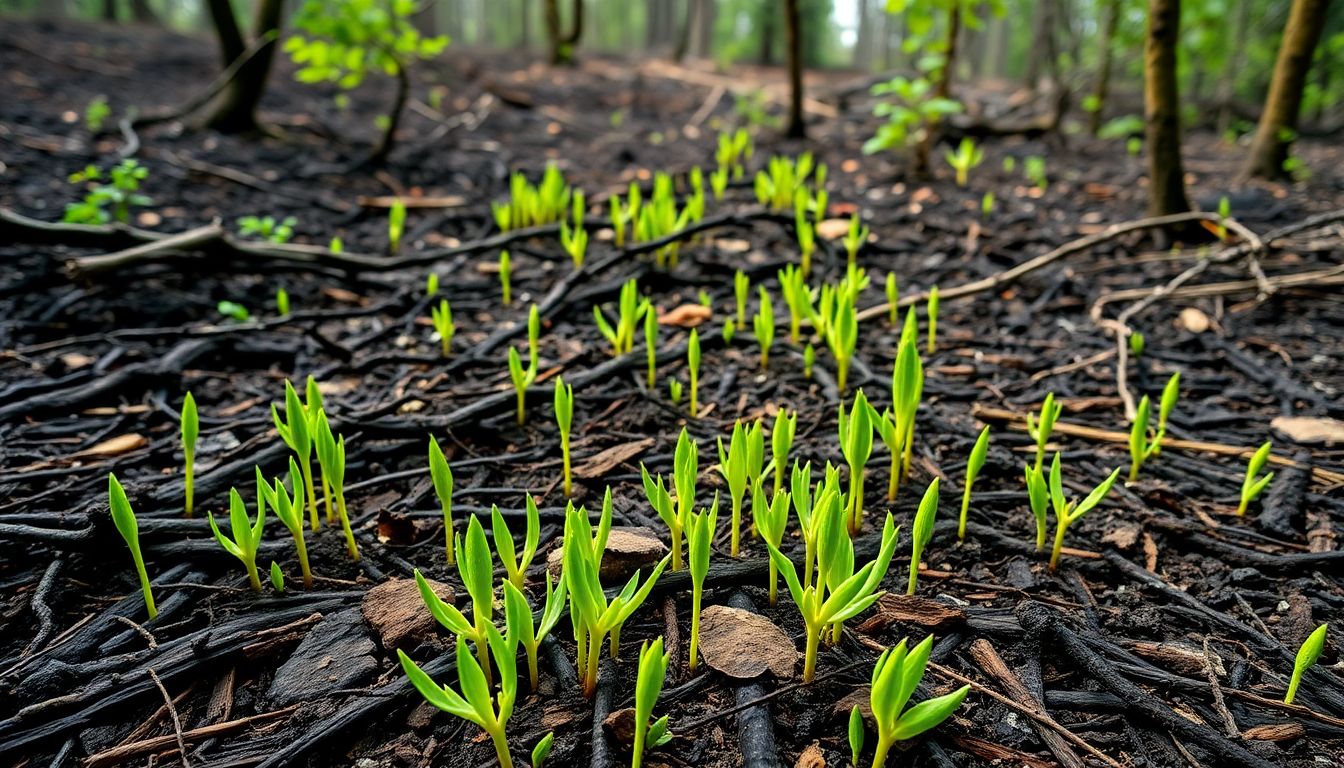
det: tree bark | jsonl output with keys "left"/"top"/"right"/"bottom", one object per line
{"left": 1144, "top": 0, "right": 1190, "bottom": 216}
{"left": 128, "top": 0, "right": 158, "bottom": 24}
{"left": 1088, "top": 0, "right": 1120, "bottom": 136}
{"left": 546, "top": 0, "right": 584, "bottom": 64}
{"left": 673, "top": 0, "right": 694, "bottom": 61}
{"left": 369, "top": 59, "right": 409, "bottom": 165}
{"left": 854, "top": 0, "right": 871, "bottom": 70}
{"left": 1215, "top": 0, "right": 1250, "bottom": 135}
{"left": 913, "top": 2, "right": 961, "bottom": 177}
{"left": 202, "top": 0, "right": 284, "bottom": 133}
{"left": 1241, "top": 0, "right": 1331, "bottom": 179}
{"left": 205, "top": 0, "right": 246, "bottom": 68}
{"left": 694, "top": 0, "right": 715, "bottom": 58}
{"left": 783, "top": 0, "right": 805, "bottom": 138}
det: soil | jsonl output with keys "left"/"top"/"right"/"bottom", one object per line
{"left": 2, "top": 17, "right": 1343, "bottom": 768}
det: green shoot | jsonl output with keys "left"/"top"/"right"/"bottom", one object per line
{"left": 642, "top": 427, "right": 698, "bottom": 571}
{"left": 876, "top": 333, "right": 923, "bottom": 501}
{"left": 428, "top": 436, "right": 455, "bottom": 565}
{"left": 237, "top": 215, "right": 296, "bottom": 244}
{"left": 797, "top": 215, "right": 817, "bottom": 277}
{"left": 1026, "top": 393, "right": 1062, "bottom": 473}
{"left": 926, "top": 286, "right": 939, "bottom": 354}
{"left": 839, "top": 390, "right": 876, "bottom": 534}
{"left": 611, "top": 195, "right": 630, "bottom": 247}
{"left": 269, "top": 458, "right": 313, "bottom": 588}
{"left": 388, "top": 198, "right": 406, "bottom": 255}
{"left": 777, "top": 264, "right": 811, "bottom": 344}
{"left": 865, "top": 636, "right": 971, "bottom": 767}
{"left": 1025, "top": 155, "right": 1048, "bottom": 190}
{"left": 555, "top": 378, "right": 575, "bottom": 497}
{"left": 85, "top": 95, "right": 110, "bottom": 132}
{"left": 427, "top": 272, "right": 439, "bottom": 297}
{"left": 507, "top": 306, "right": 542, "bottom": 426}
{"left": 1025, "top": 463, "right": 1048, "bottom": 551}
{"left": 217, "top": 301, "right": 251, "bottom": 323}
{"left": 276, "top": 287, "right": 290, "bottom": 316}
{"left": 499, "top": 250, "right": 512, "bottom": 306}
{"left": 803, "top": 343, "right": 815, "bottom": 378}
{"left": 981, "top": 192, "right": 995, "bottom": 218}
{"left": 561, "top": 221, "right": 588, "bottom": 269}
{"left": 399, "top": 626, "right": 517, "bottom": 768}
{"left": 753, "top": 287, "right": 775, "bottom": 369}
{"left": 687, "top": 494, "right": 718, "bottom": 669}
{"left": 181, "top": 392, "right": 198, "bottom": 518}
{"left": 848, "top": 706, "right": 865, "bottom": 767}
{"left": 632, "top": 637, "right": 674, "bottom": 768}
{"left": 944, "top": 137, "right": 985, "bottom": 187}
{"left": 958, "top": 426, "right": 991, "bottom": 541}
{"left": 687, "top": 329, "right": 701, "bottom": 416}
{"left": 1046, "top": 454, "right": 1121, "bottom": 571}
{"left": 493, "top": 498, "right": 540, "bottom": 589}
{"left": 907, "top": 479, "right": 940, "bottom": 595}
{"left": 270, "top": 562, "right": 285, "bottom": 592}
{"left": 885, "top": 273, "right": 898, "bottom": 326}
{"left": 594, "top": 279, "right": 647, "bottom": 357}
{"left": 306, "top": 385, "right": 333, "bottom": 524}
{"left": 1129, "top": 331, "right": 1145, "bottom": 357}
{"left": 669, "top": 380, "right": 683, "bottom": 403}
{"left": 718, "top": 421, "right": 752, "bottom": 557}
{"left": 430, "top": 299, "right": 455, "bottom": 357}
{"left": 843, "top": 214, "right": 870, "bottom": 267}
{"left": 532, "top": 733, "right": 555, "bottom": 768}
{"left": 644, "top": 301, "right": 658, "bottom": 389}
{"left": 771, "top": 408, "right": 797, "bottom": 496}
{"left": 735, "top": 270, "right": 750, "bottom": 328}
{"left": 768, "top": 513, "right": 899, "bottom": 682}
{"left": 1284, "top": 624, "right": 1328, "bottom": 705}
{"left": 722, "top": 320, "right": 736, "bottom": 344}
{"left": 209, "top": 487, "right": 267, "bottom": 591}
{"left": 64, "top": 159, "right": 150, "bottom": 224}
{"left": 504, "top": 574, "right": 568, "bottom": 693}
{"left": 1128, "top": 395, "right": 1155, "bottom": 481}
{"left": 1152, "top": 371, "right": 1180, "bottom": 456}
{"left": 273, "top": 379, "right": 319, "bottom": 530}
{"left": 108, "top": 474, "right": 156, "bottom": 619}
{"left": 452, "top": 516, "right": 497, "bottom": 678}
{"left": 754, "top": 483, "right": 789, "bottom": 606}
{"left": 320, "top": 431, "right": 359, "bottom": 561}
{"left": 1237, "top": 442, "right": 1275, "bottom": 516}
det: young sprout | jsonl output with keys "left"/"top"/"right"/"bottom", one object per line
{"left": 1128, "top": 395, "right": 1156, "bottom": 481}
{"left": 273, "top": 380, "right": 319, "bottom": 530}
{"left": 643, "top": 427, "right": 699, "bottom": 571}
{"left": 797, "top": 215, "right": 817, "bottom": 277}
{"left": 504, "top": 573, "right": 567, "bottom": 692}
{"left": 1129, "top": 331, "right": 1146, "bottom": 357}
{"left": 687, "top": 495, "right": 719, "bottom": 670}
{"left": 668, "top": 379, "right": 683, "bottom": 403}
{"left": 734, "top": 270, "right": 750, "bottom": 328}
{"left": 843, "top": 213, "right": 870, "bottom": 267}
{"left": 426, "top": 272, "right": 439, "bottom": 297}
{"left": 839, "top": 390, "right": 876, "bottom": 533}
{"left": 439, "top": 516, "right": 496, "bottom": 676}
{"left": 594, "top": 279, "right": 647, "bottom": 357}
{"left": 181, "top": 392, "right": 198, "bottom": 518}
{"left": 718, "top": 421, "right": 753, "bottom": 557}
{"left": 777, "top": 264, "right": 811, "bottom": 344}
{"left": 1046, "top": 454, "right": 1122, "bottom": 571}
{"left": 753, "top": 287, "right": 775, "bottom": 369}
{"left": 754, "top": 484, "right": 789, "bottom": 606}
{"left": 319, "top": 432, "right": 360, "bottom": 561}
{"left": 399, "top": 626, "right": 517, "bottom": 768}
{"left": 532, "top": 732, "right": 555, "bottom": 768}
{"left": 926, "top": 286, "right": 939, "bottom": 354}
{"left": 560, "top": 222, "right": 588, "bottom": 269}
{"left": 981, "top": 192, "right": 995, "bottom": 218}
{"left": 269, "top": 562, "right": 285, "bottom": 592}
{"left": 862, "top": 636, "right": 971, "bottom": 767}
{"left": 553, "top": 378, "right": 576, "bottom": 496}
{"left": 428, "top": 436, "right": 455, "bottom": 565}
{"left": 507, "top": 306, "right": 542, "bottom": 426}
{"left": 885, "top": 273, "right": 898, "bottom": 326}
{"left": 848, "top": 706, "right": 865, "bottom": 767}
{"left": 944, "top": 137, "right": 985, "bottom": 187}
{"left": 611, "top": 196, "right": 629, "bottom": 247}
{"left": 310, "top": 399, "right": 335, "bottom": 524}
{"left": 771, "top": 408, "right": 797, "bottom": 496}
{"left": 267, "top": 459, "right": 313, "bottom": 588}
{"left": 108, "top": 474, "right": 157, "bottom": 619}
{"left": 492, "top": 498, "right": 540, "bottom": 589}
{"left": 644, "top": 301, "right": 658, "bottom": 389}
{"left": 768, "top": 513, "right": 899, "bottom": 682}
{"left": 1151, "top": 371, "right": 1180, "bottom": 457}
{"left": 1025, "top": 463, "right": 1049, "bottom": 551}
{"left": 632, "top": 637, "right": 674, "bottom": 768}
{"left": 1284, "top": 624, "right": 1328, "bottom": 705}
{"left": 958, "top": 426, "right": 991, "bottom": 541}
{"left": 388, "top": 197, "right": 407, "bottom": 255}
{"left": 907, "top": 479, "right": 940, "bottom": 595}
{"left": 687, "top": 329, "right": 701, "bottom": 416}
{"left": 1025, "top": 155, "right": 1048, "bottom": 190}
{"left": 430, "top": 299, "right": 455, "bottom": 357}
{"left": 209, "top": 487, "right": 267, "bottom": 591}
{"left": 803, "top": 343, "right": 815, "bottom": 379}
{"left": 1237, "top": 441, "right": 1275, "bottom": 516}
{"left": 499, "top": 250, "right": 513, "bottom": 306}
{"left": 1026, "top": 393, "right": 1062, "bottom": 473}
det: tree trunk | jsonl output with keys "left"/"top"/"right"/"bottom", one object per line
{"left": 370, "top": 59, "right": 409, "bottom": 165}
{"left": 1144, "top": 0, "right": 1190, "bottom": 216}
{"left": 783, "top": 0, "right": 805, "bottom": 138}
{"left": 854, "top": 0, "right": 871, "bottom": 70}
{"left": 694, "top": 0, "right": 715, "bottom": 58}
{"left": 1242, "top": 0, "right": 1331, "bottom": 179}
{"left": 1215, "top": 0, "right": 1250, "bottom": 135}
{"left": 102, "top": 0, "right": 117, "bottom": 21}
{"left": 913, "top": 2, "right": 961, "bottom": 177}
{"left": 202, "top": 0, "right": 284, "bottom": 133}
{"left": 205, "top": 0, "right": 246, "bottom": 67}
{"left": 128, "top": 0, "right": 158, "bottom": 24}
{"left": 758, "top": 0, "right": 775, "bottom": 65}
{"left": 1024, "top": 1, "right": 1049, "bottom": 89}
{"left": 547, "top": 0, "right": 584, "bottom": 64}
{"left": 673, "top": 0, "right": 694, "bottom": 61}
{"left": 1088, "top": 0, "right": 1120, "bottom": 136}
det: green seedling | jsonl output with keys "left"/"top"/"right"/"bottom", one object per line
{"left": 427, "top": 272, "right": 439, "bottom": 297}
{"left": 771, "top": 409, "right": 797, "bottom": 496}
{"left": 926, "top": 286, "right": 939, "bottom": 353}
{"left": 687, "top": 329, "right": 701, "bottom": 416}
{"left": 304, "top": 382, "right": 332, "bottom": 523}
{"left": 958, "top": 426, "right": 991, "bottom": 541}
{"left": 981, "top": 192, "right": 995, "bottom": 218}
{"left": 237, "top": 215, "right": 296, "bottom": 244}
{"left": 777, "top": 264, "right": 811, "bottom": 344}
{"left": 796, "top": 214, "right": 817, "bottom": 278}
{"left": 64, "top": 159, "right": 151, "bottom": 224}
{"left": 532, "top": 732, "right": 555, "bottom": 768}
{"left": 430, "top": 299, "right": 455, "bottom": 357}
{"left": 561, "top": 222, "right": 588, "bottom": 269}
{"left": 769, "top": 512, "right": 899, "bottom": 682}
{"left": 876, "top": 332, "right": 923, "bottom": 500}
{"left": 273, "top": 380, "right": 319, "bottom": 530}
{"left": 885, "top": 273, "right": 898, "bottom": 326}
{"left": 632, "top": 637, "right": 674, "bottom": 768}
{"left": 1152, "top": 371, "right": 1180, "bottom": 457}
{"left": 611, "top": 195, "right": 630, "bottom": 247}
{"left": 1284, "top": 624, "right": 1328, "bottom": 705}
{"left": 388, "top": 198, "right": 407, "bottom": 254}
{"left": 492, "top": 166, "right": 572, "bottom": 232}
{"left": 735, "top": 271, "right": 751, "bottom": 328}
{"left": 1025, "top": 463, "right": 1048, "bottom": 551}
{"left": 803, "top": 343, "right": 815, "bottom": 379}
{"left": 507, "top": 306, "right": 542, "bottom": 426}
{"left": 1237, "top": 442, "right": 1275, "bottom": 516}
{"left": 209, "top": 487, "right": 268, "bottom": 591}
{"left": 428, "top": 436, "right": 455, "bottom": 565}
{"left": 1046, "top": 454, "right": 1122, "bottom": 571}
{"left": 1129, "top": 331, "right": 1146, "bottom": 357}
{"left": 181, "top": 392, "right": 198, "bottom": 518}
{"left": 644, "top": 302, "right": 659, "bottom": 389}
{"left": 710, "top": 165, "right": 728, "bottom": 200}
{"left": 642, "top": 428, "right": 699, "bottom": 571}
{"left": 594, "top": 279, "right": 647, "bottom": 357}
{"left": 907, "top": 479, "right": 940, "bottom": 595}
{"left": 718, "top": 421, "right": 753, "bottom": 557}
{"left": 687, "top": 494, "right": 718, "bottom": 670}
{"left": 722, "top": 320, "right": 736, "bottom": 344}
{"left": 555, "top": 379, "right": 575, "bottom": 497}
{"left": 108, "top": 474, "right": 156, "bottom": 619}
{"left": 493, "top": 498, "right": 540, "bottom": 589}
{"left": 269, "top": 458, "right": 313, "bottom": 588}
{"left": 320, "top": 431, "right": 360, "bottom": 561}
{"left": 754, "top": 483, "right": 789, "bottom": 606}
{"left": 1025, "top": 155, "right": 1048, "bottom": 190}
{"left": 815, "top": 281, "right": 859, "bottom": 391}
{"left": 1026, "top": 393, "right": 1062, "bottom": 472}
{"left": 839, "top": 390, "right": 876, "bottom": 533}
{"left": 329, "top": 236, "right": 344, "bottom": 253}
{"left": 276, "top": 287, "right": 290, "bottom": 316}
{"left": 217, "top": 301, "right": 251, "bottom": 322}
{"left": 860, "top": 635, "right": 971, "bottom": 767}
{"left": 843, "top": 214, "right": 870, "bottom": 267}
{"left": 85, "top": 95, "right": 110, "bottom": 132}
{"left": 399, "top": 626, "right": 516, "bottom": 768}
{"left": 504, "top": 573, "right": 567, "bottom": 692}
{"left": 668, "top": 380, "right": 683, "bottom": 403}
{"left": 499, "top": 250, "right": 512, "bottom": 306}
{"left": 753, "top": 287, "right": 775, "bottom": 369}
{"left": 944, "top": 137, "right": 984, "bottom": 187}
{"left": 423, "top": 516, "right": 495, "bottom": 677}
{"left": 269, "top": 562, "right": 285, "bottom": 592}
{"left": 1129, "top": 372, "right": 1179, "bottom": 479}
{"left": 849, "top": 705, "right": 865, "bottom": 766}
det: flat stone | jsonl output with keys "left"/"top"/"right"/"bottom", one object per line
{"left": 547, "top": 526, "right": 667, "bottom": 581}
{"left": 361, "top": 577, "right": 454, "bottom": 652}
{"left": 698, "top": 604, "right": 797, "bottom": 679}
{"left": 267, "top": 609, "right": 377, "bottom": 707}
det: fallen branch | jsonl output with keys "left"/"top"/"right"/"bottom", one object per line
{"left": 83, "top": 705, "right": 298, "bottom": 768}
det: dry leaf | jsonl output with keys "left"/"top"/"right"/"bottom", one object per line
{"left": 573, "top": 438, "right": 655, "bottom": 479}
{"left": 795, "top": 741, "right": 826, "bottom": 768}
{"left": 1271, "top": 416, "right": 1344, "bottom": 445}
{"left": 1178, "top": 307, "right": 1211, "bottom": 333}
{"left": 323, "top": 287, "right": 367, "bottom": 305}
{"left": 697, "top": 605, "right": 796, "bottom": 679}
{"left": 72, "top": 433, "right": 147, "bottom": 459}
{"left": 658, "top": 303, "right": 712, "bottom": 327}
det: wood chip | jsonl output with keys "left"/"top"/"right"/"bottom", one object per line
{"left": 1271, "top": 416, "right": 1344, "bottom": 445}
{"left": 657, "top": 303, "right": 712, "bottom": 327}
{"left": 70, "top": 433, "right": 147, "bottom": 459}
{"left": 572, "top": 437, "right": 655, "bottom": 479}
{"left": 1241, "top": 723, "right": 1305, "bottom": 741}
{"left": 697, "top": 604, "right": 796, "bottom": 679}
{"left": 857, "top": 594, "right": 966, "bottom": 634}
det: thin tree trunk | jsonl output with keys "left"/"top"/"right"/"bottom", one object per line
{"left": 1144, "top": 0, "right": 1190, "bottom": 216}
{"left": 783, "top": 0, "right": 805, "bottom": 138}
{"left": 205, "top": 0, "right": 245, "bottom": 67}
{"left": 1088, "top": 0, "right": 1120, "bottom": 135}
{"left": 1216, "top": 0, "right": 1250, "bottom": 135}
{"left": 546, "top": 0, "right": 583, "bottom": 63}
{"left": 758, "top": 0, "right": 775, "bottom": 65}
{"left": 1242, "top": 0, "right": 1331, "bottom": 179}
{"left": 202, "top": 0, "right": 283, "bottom": 133}
{"left": 694, "top": 0, "right": 715, "bottom": 58}
{"left": 674, "top": 0, "right": 694, "bottom": 61}
{"left": 102, "top": 0, "right": 117, "bottom": 21}
{"left": 370, "top": 59, "right": 409, "bottom": 164}
{"left": 854, "top": 0, "right": 871, "bottom": 70}
{"left": 913, "top": 2, "right": 960, "bottom": 177}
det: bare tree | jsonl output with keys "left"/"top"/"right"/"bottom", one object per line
{"left": 1144, "top": 0, "right": 1190, "bottom": 216}
{"left": 545, "top": 0, "right": 584, "bottom": 64}
{"left": 1242, "top": 0, "right": 1331, "bottom": 179}
{"left": 202, "top": 0, "right": 285, "bottom": 133}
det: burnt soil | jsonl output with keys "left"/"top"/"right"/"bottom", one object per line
{"left": 2, "top": 17, "right": 1344, "bottom": 768}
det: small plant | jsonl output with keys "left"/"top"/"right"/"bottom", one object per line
{"left": 1237, "top": 442, "right": 1275, "bottom": 516}
{"left": 320, "top": 431, "right": 360, "bottom": 561}
{"left": 388, "top": 198, "right": 407, "bottom": 254}
{"left": 777, "top": 264, "right": 811, "bottom": 344}
{"left": 85, "top": 95, "right": 110, "bottom": 132}
{"left": 1284, "top": 624, "right": 1328, "bottom": 705}
{"left": 493, "top": 498, "right": 540, "bottom": 590}
{"left": 771, "top": 409, "right": 797, "bottom": 496}
{"left": 181, "top": 392, "right": 198, "bottom": 518}
{"left": 796, "top": 213, "right": 817, "bottom": 277}
{"left": 399, "top": 626, "right": 517, "bottom": 768}
{"left": 981, "top": 192, "right": 995, "bottom": 217}
{"left": 855, "top": 635, "right": 971, "bottom": 767}
{"left": 944, "top": 138, "right": 984, "bottom": 187}
{"left": 687, "top": 495, "right": 718, "bottom": 668}
{"left": 428, "top": 436, "right": 455, "bottom": 564}
{"left": 269, "top": 458, "right": 313, "bottom": 588}
{"left": 237, "top": 215, "right": 296, "bottom": 244}
{"left": 803, "top": 344, "right": 816, "bottom": 379}
{"left": 430, "top": 299, "right": 455, "bottom": 357}
{"left": 885, "top": 273, "right": 899, "bottom": 326}
{"left": 1024, "top": 155, "right": 1048, "bottom": 190}
{"left": 272, "top": 380, "right": 319, "bottom": 530}
{"left": 64, "top": 159, "right": 151, "bottom": 224}
{"left": 877, "top": 332, "right": 924, "bottom": 500}
{"left": 499, "top": 250, "right": 513, "bottom": 306}
{"left": 532, "top": 734, "right": 555, "bottom": 768}
{"left": 430, "top": 517, "right": 496, "bottom": 676}
{"left": 754, "top": 484, "right": 789, "bottom": 606}
{"left": 753, "top": 287, "right": 775, "bottom": 369}
{"left": 426, "top": 272, "right": 439, "bottom": 296}
{"left": 1026, "top": 393, "right": 1062, "bottom": 473}
{"left": 217, "top": 301, "right": 251, "bottom": 323}
{"left": 561, "top": 222, "right": 588, "bottom": 270}
{"left": 842, "top": 213, "right": 870, "bottom": 267}
{"left": 507, "top": 306, "right": 542, "bottom": 426}
{"left": 493, "top": 165, "right": 573, "bottom": 232}
{"left": 687, "top": 329, "right": 701, "bottom": 416}
{"left": 907, "top": 479, "right": 940, "bottom": 595}
{"left": 926, "top": 286, "right": 939, "bottom": 353}
{"left": 554, "top": 378, "right": 575, "bottom": 497}
{"left": 1129, "top": 331, "right": 1146, "bottom": 357}
{"left": 768, "top": 513, "right": 899, "bottom": 682}
{"left": 958, "top": 426, "right": 991, "bottom": 541}
{"left": 642, "top": 428, "right": 699, "bottom": 571}
{"left": 718, "top": 421, "right": 753, "bottom": 558}
{"left": 1151, "top": 371, "right": 1180, "bottom": 457}
{"left": 734, "top": 270, "right": 751, "bottom": 328}
{"left": 848, "top": 706, "right": 865, "bottom": 767}
{"left": 1025, "top": 463, "right": 1048, "bottom": 551}
{"left": 269, "top": 562, "right": 285, "bottom": 592}
{"left": 644, "top": 303, "right": 658, "bottom": 389}
{"left": 594, "top": 279, "right": 648, "bottom": 357}
{"left": 209, "top": 487, "right": 267, "bottom": 591}
{"left": 108, "top": 474, "right": 156, "bottom": 619}
{"left": 632, "top": 637, "right": 674, "bottom": 768}
{"left": 504, "top": 574, "right": 568, "bottom": 693}
{"left": 839, "top": 390, "right": 876, "bottom": 533}
{"left": 1128, "top": 372, "right": 1180, "bottom": 480}
{"left": 275, "top": 287, "right": 290, "bottom": 316}
{"left": 668, "top": 380, "right": 683, "bottom": 403}
{"left": 1046, "top": 454, "right": 1122, "bottom": 571}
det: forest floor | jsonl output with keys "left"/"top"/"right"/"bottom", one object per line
{"left": 2, "top": 16, "right": 1344, "bottom": 768}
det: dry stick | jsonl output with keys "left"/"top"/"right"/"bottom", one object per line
{"left": 971, "top": 404, "right": 1344, "bottom": 487}
{"left": 83, "top": 706, "right": 299, "bottom": 768}
{"left": 146, "top": 668, "right": 190, "bottom": 768}
{"left": 1202, "top": 637, "right": 1240, "bottom": 738}
{"left": 965, "top": 639, "right": 1089, "bottom": 768}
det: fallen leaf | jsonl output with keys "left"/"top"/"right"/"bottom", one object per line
{"left": 857, "top": 594, "right": 966, "bottom": 633}
{"left": 795, "top": 741, "right": 826, "bottom": 768}
{"left": 323, "top": 287, "right": 367, "bottom": 305}
{"left": 1101, "top": 521, "right": 1141, "bottom": 550}
{"left": 658, "top": 303, "right": 712, "bottom": 327}
{"left": 573, "top": 437, "right": 655, "bottom": 479}
{"left": 1177, "top": 307, "right": 1210, "bottom": 333}
{"left": 71, "top": 433, "right": 147, "bottom": 460}
{"left": 1271, "top": 416, "right": 1344, "bottom": 445}
{"left": 697, "top": 604, "right": 796, "bottom": 679}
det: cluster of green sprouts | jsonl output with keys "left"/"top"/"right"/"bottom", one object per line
{"left": 849, "top": 635, "right": 971, "bottom": 768}
{"left": 64, "top": 159, "right": 150, "bottom": 224}
{"left": 493, "top": 164, "right": 573, "bottom": 232}
{"left": 1128, "top": 372, "right": 1180, "bottom": 481}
